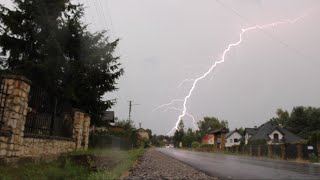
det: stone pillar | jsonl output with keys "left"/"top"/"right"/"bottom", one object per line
{"left": 221, "top": 133, "right": 225, "bottom": 151}
{"left": 281, "top": 144, "right": 286, "bottom": 160}
{"left": 0, "top": 75, "right": 31, "bottom": 157}
{"left": 72, "top": 109, "right": 84, "bottom": 150}
{"left": 82, "top": 114, "right": 91, "bottom": 150}
{"left": 297, "top": 144, "right": 303, "bottom": 160}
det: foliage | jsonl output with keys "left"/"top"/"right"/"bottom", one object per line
{"left": 308, "top": 132, "right": 320, "bottom": 144}
{"left": 182, "top": 128, "right": 198, "bottom": 148}
{"left": 270, "top": 106, "right": 320, "bottom": 140}
{"left": 197, "top": 116, "right": 229, "bottom": 138}
{"left": 173, "top": 120, "right": 185, "bottom": 147}
{"left": 200, "top": 144, "right": 214, "bottom": 148}
{"left": 151, "top": 135, "right": 173, "bottom": 147}
{"left": 0, "top": 0, "right": 123, "bottom": 125}
{"left": 237, "top": 127, "right": 245, "bottom": 136}
{"left": 191, "top": 141, "right": 200, "bottom": 149}
{"left": 88, "top": 147, "right": 144, "bottom": 180}
{"left": 0, "top": 156, "right": 89, "bottom": 180}
{"left": 0, "top": 147, "right": 144, "bottom": 180}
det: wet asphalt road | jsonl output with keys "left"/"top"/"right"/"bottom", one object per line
{"left": 157, "top": 148, "right": 320, "bottom": 179}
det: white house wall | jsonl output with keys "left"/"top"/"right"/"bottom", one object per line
{"left": 267, "top": 129, "right": 283, "bottom": 144}
{"left": 225, "top": 132, "right": 242, "bottom": 147}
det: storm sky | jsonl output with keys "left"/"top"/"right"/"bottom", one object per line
{"left": 3, "top": 0, "right": 320, "bottom": 135}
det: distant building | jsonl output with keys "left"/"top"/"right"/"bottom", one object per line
{"left": 209, "top": 127, "right": 228, "bottom": 150}
{"left": 244, "top": 127, "right": 258, "bottom": 144}
{"left": 244, "top": 121, "right": 304, "bottom": 145}
{"left": 225, "top": 130, "right": 242, "bottom": 147}
{"left": 137, "top": 128, "right": 150, "bottom": 141}
{"left": 202, "top": 134, "right": 214, "bottom": 144}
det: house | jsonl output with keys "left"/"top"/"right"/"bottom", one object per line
{"left": 209, "top": 127, "right": 228, "bottom": 150}
{"left": 245, "top": 121, "right": 303, "bottom": 144}
{"left": 225, "top": 130, "right": 242, "bottom": 147}
{"left": 137, "top": 128, "right": 150, "bottom": 141}
{"left": 202, "top": 134, "right": 214, "bottom": 144}
{"left": 244, "top": 127, "right": 258, "bottom": 144}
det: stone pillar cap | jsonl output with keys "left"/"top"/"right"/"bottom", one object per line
{"left": 0, "top": 74, "right": 32, "bottom": 85}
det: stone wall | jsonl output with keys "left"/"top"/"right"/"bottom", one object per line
{"left": 22, "top": 135, "right": 76, "bottom": 156}
{"left": 0, "top": 75, "right": 91, "bottom": 160}
{"left": 0, "top": 75, "right": 31, "bottom": 157}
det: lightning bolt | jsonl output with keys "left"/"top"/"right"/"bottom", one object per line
{"left": 164, "top": 107, "right": 198, "bottom": 129}
{"left": 177, "top": 79, "right": 195, "bottom": 88}
{"left": 152, "top": 99, "right": 184, "bottom": 112}
{"left": 167, "top": 14, "right": 307, "bottom": 135}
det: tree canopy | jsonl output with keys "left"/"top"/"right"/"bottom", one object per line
{"left": 270, "top": 106, "right": 320, "bottom": 139}
{"left": 0, "top": 0, "right": 123, "bottom": 125}
{"left": 197, "top": 116, "right": 228, "bottom": 138}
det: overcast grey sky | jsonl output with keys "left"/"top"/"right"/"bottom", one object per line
{"left": 84, "top": 0, "right": 320, "bottom": 135}
{"left": 3, "top": 0, "right": 320, "bottom": 135}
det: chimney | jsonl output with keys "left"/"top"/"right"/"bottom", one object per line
{"left": 279, "top": 124, "right": 283, "bottom": 128}
{"left": 254, "top": 126, "right": 257, "bottom": 129}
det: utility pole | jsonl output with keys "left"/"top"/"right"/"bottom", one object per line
{"left": 128, "top": 100, "right": 139, "bottom": 121}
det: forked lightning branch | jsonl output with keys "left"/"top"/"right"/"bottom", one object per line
{"left": 152, "top": 14, "right": 309, "bottom": 135}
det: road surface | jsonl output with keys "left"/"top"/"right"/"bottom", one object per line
{"left": 158, "top": 148, "right": 320, "bottom": 179}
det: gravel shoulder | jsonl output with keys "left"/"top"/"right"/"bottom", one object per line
{"left": 123, "top": 148, "right": 218, "bottom": 180}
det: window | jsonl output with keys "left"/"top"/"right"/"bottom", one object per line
{"left": 273, "top": 133, "right": 279, "bottom": 140}
{"left": 234, "top": 138, "right": 238, "bottom": 143}
{"left": 230, "top": 139, "right": 233, "bottom": 143}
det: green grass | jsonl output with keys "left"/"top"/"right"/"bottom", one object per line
{"left": 0, "top": 147, "right": 144, "bottom": 180}
{"left": 88, "top": 147, "right": 144, "bottom": 180}
{"left": 0, "top": 157, "right": 89, "bottom": 180}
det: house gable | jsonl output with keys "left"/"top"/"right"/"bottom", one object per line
{"left": 225, "top": 131, "right": 242, "bottom": 147}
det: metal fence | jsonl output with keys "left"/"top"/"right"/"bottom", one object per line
{"left": 0, "top": 78, "right": 9, "bottom": 130}
{"left": 24, "top": 86, "right": 72, "bottom": 137}
{"left": 89, "top": 134, "right": 134, "bottom": 150}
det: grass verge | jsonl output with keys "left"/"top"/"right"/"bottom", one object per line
{"left": 0, "top": 147, "right": 144, "bottom": 180}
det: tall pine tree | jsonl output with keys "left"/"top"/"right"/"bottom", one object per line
{"left": 0, "top": 0, "right": 123, "bottom": 125}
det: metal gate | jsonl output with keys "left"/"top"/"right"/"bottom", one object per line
{"left": 24, "top": 86, "right": 72, "bottom": 137}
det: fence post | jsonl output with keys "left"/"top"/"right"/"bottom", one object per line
{"left": 297, "top": 144, "right": 303, "bottom": 160}
{"left": 317, "top": 144, "right": 320, "bottom": 158}
{"left": 82, "top": 114, "right": 91, "bottom": 150}
{"left": 221, "top": 133, "right": 225, "bottom": 151}
{"left": 268, "top": 145, "right": 272, "bottom": 158}
{"left": 0, "top": 75, "right": 31, "bottom": 157}
{"left": 72, "top": 109, "right": 85, "bottom": 150}
{"left": 258, "top": 145, "right": 261, "bottom": 157}
{"left": 281, "top": 144, "right": 286, "bottom": 160}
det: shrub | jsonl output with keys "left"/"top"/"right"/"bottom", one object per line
{"left": 191, "top": 141, "right": 200, "bottom": 149}
{"left": 200, "top": 144, "right": 214, "bottom": 148}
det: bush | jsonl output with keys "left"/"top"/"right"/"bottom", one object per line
{"left": 200, "top": 144, "right": 214, "bottom": 148}
{"left": 191, "top": 141, "right": 200, "bottom": 149}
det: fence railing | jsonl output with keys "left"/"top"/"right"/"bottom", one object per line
{"left": 0, "top": 78, "right": 9, "bottom": 130}
{"left": 89, "top": 134, "right": 134, "bottom": 150}
{"left": 225, "top": 144, "right": 319, "bottom": 160}
{"left": 24, "top": 86, "right": 72, "bottom": 137}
